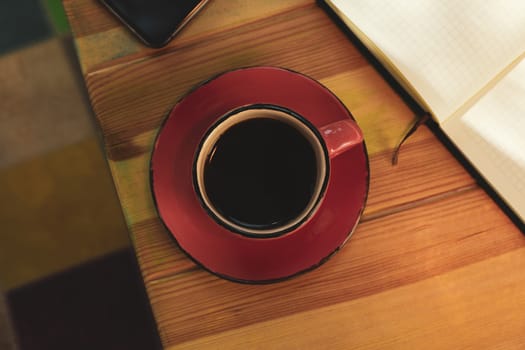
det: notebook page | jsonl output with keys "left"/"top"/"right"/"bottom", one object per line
{"left": 442, "top": 57, "right": 525, "bottom": 221}
{"left": 329, "top": 0, "right": 525, "bottom": 123}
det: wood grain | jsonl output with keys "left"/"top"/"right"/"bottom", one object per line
{"left": 63, "top": 0, "right": 525, "bottom": 348}
{"left": 84, "top": 4, "right": 371, "bottom": 145}
{"left": 64, "top": 0, "right": 311, "bottom": 73}
{"left": 144, "top": 189, "right": 525, "bottom": 347}
{"left": 172, "top": 246, "right": 525, "bottom": 349}
{"left": 112, "top": 124, "right": 475, "bottom": 285}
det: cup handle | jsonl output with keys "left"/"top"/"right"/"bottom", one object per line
{"left": 319, "top": 119, "right": 363, "bottom": 159}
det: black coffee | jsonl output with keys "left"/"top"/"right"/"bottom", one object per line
{"left": 203, "top": 117, "right": 318, "bottom": 231}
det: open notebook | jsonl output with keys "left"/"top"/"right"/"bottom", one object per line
{"left": 321, "top": 0, "right": 525, "bottom": 223}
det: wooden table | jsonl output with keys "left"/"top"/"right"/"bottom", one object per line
{"left": 63, "top": 1, "right": 525, "bottom": 348}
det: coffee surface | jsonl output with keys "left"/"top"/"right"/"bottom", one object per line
{"left": 203, "top": 117, "right": 318, "bottom": 231}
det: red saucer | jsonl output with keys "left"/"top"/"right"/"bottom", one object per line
{"left": 151, "top": 67, "right": 369, "bottom": 283}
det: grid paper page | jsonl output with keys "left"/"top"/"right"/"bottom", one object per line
{"left": 330, "top": 0, "right": 525, "bottom": 122}
{"left": 442, "top": 57, "right": 525, "bottom": 221}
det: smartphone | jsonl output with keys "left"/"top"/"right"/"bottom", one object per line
{"left": 100, "top": 0, "right": 209, "bottom": 48}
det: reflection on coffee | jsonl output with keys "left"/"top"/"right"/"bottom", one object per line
{"left": 203, "top": 118, "right": 317, "bottom": 230}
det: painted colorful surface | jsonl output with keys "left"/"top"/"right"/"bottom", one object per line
{"left": 63, "top": 0, "right": 525, "bottom": 348}
{"left": 0, "top": 0, "right": 128, "bottom": 292}
{"left": 0, "top": 0, "right": 160, "bottom": 348}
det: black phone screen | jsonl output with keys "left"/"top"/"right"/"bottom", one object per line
{"left": 100, "top": 0, "right": 209, "bottom": 48}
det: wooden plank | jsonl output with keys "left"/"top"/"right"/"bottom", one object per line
{"left": 170, "top": 246, "right": 525, "bottom": 349}
{"left": 94, "top": 54, "right": 475, "bottom": 229}
{"left": 85, "top": 4, "right": 371, "bottom": 143}
{"left": 63, "top": 0, "right": 311, "bottom": 73}
{"left": 364, "top": 127, "right": 476, "bottom": 216}
{"left": 62, "top": 0, "right": 124, "bottom": 38}
{"left": 142, "top": 189, "right": 525, "bottom": 347}
{"left": 109, "top": 124, "right": 475, "bottom": 287}
{"left": 63, "top": 0, "right": 309, "bottom": 38}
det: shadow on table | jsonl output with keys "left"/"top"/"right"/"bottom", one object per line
{"left": 7, "top": 249, "right": 162, "bottom": 350}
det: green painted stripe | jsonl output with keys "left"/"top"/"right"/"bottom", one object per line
{"left": 42, "top": 0, "right": 70, "bottom": 34}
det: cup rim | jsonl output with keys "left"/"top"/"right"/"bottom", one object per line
{"left": 192, "top": 103, "right": 331, "bottom": 239}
